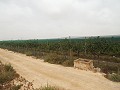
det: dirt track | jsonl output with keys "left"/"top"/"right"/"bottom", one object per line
{"left": 0, "top": 48, "right": 119, "bottom": 90}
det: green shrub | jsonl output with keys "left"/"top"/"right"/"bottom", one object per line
{"left": 106, "top": 73, "right": 120, "bottom": 82}
{"left": 44, "top": 53, "right": 76, "bottom": 67}
{"left": 44, "top": 53, "right": 67, "bottom": 64}
{"left": 4, "top": 64, "right": 14, "bottom": 72}
{"left": 0, "top": 62, "right": 22, "bottom": 90}
{"left": 0, "top": 63, "right": 16, "bottom": 84}
{"left": 0, "top": 71, "right": 15, "bottom": 84}
{"left": 25, "top": 51, "right": 33, "bottom": 56}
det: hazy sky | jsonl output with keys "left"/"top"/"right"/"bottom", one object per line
{"left": 0, "top": 0, "right": 120, "bottom": 40}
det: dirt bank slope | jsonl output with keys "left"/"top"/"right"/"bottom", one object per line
{"left": 0, "top": 48, "right": 119, "bottom": 90}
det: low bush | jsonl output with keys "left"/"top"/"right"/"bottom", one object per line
{"left": 0, "top": 63, "right": 16, "bottom": 85}
{"left": 106, "top": 73, "right": 120, "bottom": 82}
{"left": 0, "top": 62, "right": 22, "bottom": 90}
{"left": 44, "top": 53, "right": 67, "bottom": 64}
{"left": 93, "top": 60, "right": 120, "bottom": 74}
{"left": 0, "top": 70, "right": 15, "bottom": 84}
{"left": 44, "top": 53, "right": 76, "bottom": 67}
{"left": 4, "top": 64, "right": 14, "bottom": 72}
{"left": 25, "top": 51, "right": 33, "bottom": 56}
{"left": 98, "top": 56, "right": 120, "bottom": 63}
{"left": 62, "top": 60, "right": 74, "bottom": 67}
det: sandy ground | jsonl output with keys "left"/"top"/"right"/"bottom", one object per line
{"left": 0, "top": 48, "right": 119, "bottom": 90}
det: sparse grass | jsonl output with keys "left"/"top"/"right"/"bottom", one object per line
{"left": 35, "top": 84, "right": 61, "bottom": 90}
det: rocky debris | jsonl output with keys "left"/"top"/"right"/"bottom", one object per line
{"left": 12, "top": 76, "right": 34, "bottom": 90}
{"left": 93, "top": 67, "right": 101, "bottom": 73}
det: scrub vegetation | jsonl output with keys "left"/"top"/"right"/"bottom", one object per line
{"left": 0, "top": 35, "right": 120, "bottom": 82}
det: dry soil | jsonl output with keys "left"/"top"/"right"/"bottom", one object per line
{"left": 0, "top": 48, "right": 119, "bottom": 90}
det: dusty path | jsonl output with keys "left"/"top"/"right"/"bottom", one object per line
{"left": 0, "top": 48, "right": 119, "bottom": 90}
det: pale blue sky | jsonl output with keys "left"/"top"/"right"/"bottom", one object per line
{"left": 0, "top": 0, "right": 120, "bottom": 40}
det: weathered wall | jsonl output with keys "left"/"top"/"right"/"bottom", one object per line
{"left": 74, "top": 58, "right": 94, "bottom": 71}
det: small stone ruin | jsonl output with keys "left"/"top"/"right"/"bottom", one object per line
{"left": 74, "top": 58, "right": 100, "bottom": 72}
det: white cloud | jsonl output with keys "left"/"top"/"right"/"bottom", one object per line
{"left": 0, "top": 0, "right": 120, "bottom": 40}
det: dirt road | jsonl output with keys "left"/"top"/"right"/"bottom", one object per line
{"left": 0, "top": 48, "right": 119, "bottom": 90}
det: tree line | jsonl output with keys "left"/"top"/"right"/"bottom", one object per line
{"left": 0, "top": 36, "right": 120, "bottom": 73}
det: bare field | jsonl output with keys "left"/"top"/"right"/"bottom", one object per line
{"left": 0, "top": 48, "right": 119, "bottom": 90}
